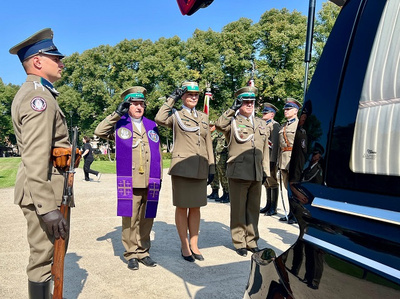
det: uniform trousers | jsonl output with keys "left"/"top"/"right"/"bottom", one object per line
{"left": 122, "top": 188, "right": 154, "bottom": 260}
{"left": 228, "top": 178, "right": 262, "bottom": 249}
{"left": 21, "top": 204, "right": 70, "bottom": 282}
{"left": 266, "top": 163, "right": 279, "bottom": 189}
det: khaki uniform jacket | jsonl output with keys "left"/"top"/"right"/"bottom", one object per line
{"left": 215, "top": 109, "right": 270, "bottom": 181}
{"left": 11, "top": 75, "right": 70, "bottom": 215}
{"left": 267, "top": 119, "right": 281, "bottom": 163}
{"left": 154, "top": 97, "right": 215, "bottom": 179}
{"left": 94, "top": 111, "right": 162, "bottom": 188}
{"left": 278, "top": 118, "right": 299, "bottom": 171}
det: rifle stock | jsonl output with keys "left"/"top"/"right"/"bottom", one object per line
{"left": 52, "top": 127, "right": 78, "bottom": 299}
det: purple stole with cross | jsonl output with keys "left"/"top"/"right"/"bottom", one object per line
{"left": 115, "top": 114, "right": 161, "bottom": 218}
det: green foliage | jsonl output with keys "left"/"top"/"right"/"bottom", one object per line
{"left": 1, "top": 3, "right": 339, "bottom": 147}
{"left": 0, "top": 79, "right": 19, "bottom": 147}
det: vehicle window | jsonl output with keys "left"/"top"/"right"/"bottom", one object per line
{"left": 326, "top": 0, "right": 400, "bottom": 197}
{"left": 350, "top": 0, "right": 400, "bottom": 177}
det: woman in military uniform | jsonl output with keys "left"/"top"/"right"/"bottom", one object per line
{"left": 155, "top": 82, "right": 215, "bottom": 262}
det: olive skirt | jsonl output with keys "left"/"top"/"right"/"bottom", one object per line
{"left": 171, "top": 175, "right": 207, "bottom": 208}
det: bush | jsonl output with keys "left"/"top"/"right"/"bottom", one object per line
{"left": 94, "top": 153, "right": 115, "bottom": 161}
{"left": 163, "top": 152, "right": 172, "bottom": 159}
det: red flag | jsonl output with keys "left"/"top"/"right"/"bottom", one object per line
{"left": 203, "top": 89, "right": 212, "bottom": 115}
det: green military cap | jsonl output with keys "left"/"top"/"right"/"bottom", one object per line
{"left": 284, "top": 97, "right": 302, "bottom": 110}
{"left": 9, "top": 28, "right": 65, "bottom": 63}
{"left": 121, "top": 86, "right": 147, "bottom": 102}
{"left": 262, "top": 102, "right": 279, "bottom": 113}
{"left": 234, "top": 86, "right": 258, "bottom": 100}
{"left": 182, "top": 81, "right": 200, "bottom": 93}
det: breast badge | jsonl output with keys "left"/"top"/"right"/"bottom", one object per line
{"left": 147, "top": 130, "right": 159, "bottom": 143}
{"left": 117, "top": 127, "right": 132, "bottom": 139}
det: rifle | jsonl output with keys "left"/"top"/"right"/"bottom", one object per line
{"left": 52, "top": 126, "right": 79, "bottom": 299}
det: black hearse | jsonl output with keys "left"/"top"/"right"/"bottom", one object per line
{"left": 244, "top": 0, "right": 400, "bottom": 298}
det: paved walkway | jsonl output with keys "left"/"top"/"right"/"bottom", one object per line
{"left": 0, "top": 168, "right": 299, "bottom": 299}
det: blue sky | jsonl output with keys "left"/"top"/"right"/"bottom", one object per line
{"left": 1, "top": 0, "right": 324, "bottom": 85}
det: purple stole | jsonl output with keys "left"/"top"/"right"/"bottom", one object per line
{"left": 115, "top": 114, "right": 161, "bottom": 218}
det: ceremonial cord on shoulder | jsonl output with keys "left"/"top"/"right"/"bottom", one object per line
{"left": 231, "top": 117, "right": 254, "bottom": 144}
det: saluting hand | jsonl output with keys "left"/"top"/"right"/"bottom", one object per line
{"left": 230, "top": 98, "right": 243, "bottom": 111}
{"left": 115, "top": 101, "right": 131, "bottom": 116}
{"left": 41, "top": 209, "right": 69, "bottom": 239}
{"left": 169, "top": 86, "right": 187, "bottom": 102}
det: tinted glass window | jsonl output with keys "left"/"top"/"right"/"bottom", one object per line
{"left": 326, "top": 0, "right": 400, "bottom": 196}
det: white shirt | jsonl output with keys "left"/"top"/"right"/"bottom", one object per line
{"left": 131, "top": 116, "right": 142, "bottom": 133}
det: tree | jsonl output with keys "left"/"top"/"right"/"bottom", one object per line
{"left": 254, "top": 8, "right": 307, "bottom": 121}
{"left": 0, "top": 79, "right": 19, "bottom": 150}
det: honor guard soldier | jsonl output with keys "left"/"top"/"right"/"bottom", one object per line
{"left": 95, "top": 86, "right": 162, "bottom": 270}
{"left": 10, "top": 28, "right": 71, "bottom": 298}
{"left": 155, "top": 81, "right": 215, "bottom": 262}
{"left": 278, "top": 97, "right": 302, "bottom": 224}
{"left": 208, "top": 121, "right": 229, "bottom": 203}
{"left": 216, "top": 86, "right": 270, "bottom": 257}
{"left": 260, "top": 103, "right": 281, "bottom": 216}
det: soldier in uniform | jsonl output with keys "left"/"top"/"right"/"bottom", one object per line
{"left": 95, "top": 87, "right": 162, "bottom": 270}
{"left": 10, "top": 28, "right": 70, "bottom": 298}
{"left": 155, "top": 81, "right": 215, "bottom": 262}
{"left": 215, "top": 86, "right": 270, "bottom": 257}
{"left": 278, "top": 98, "right": 302, "bottom": 224}
{"left": 208, "top": 122, "right": 229, "bottom": 203}
{"left": 260, "top": 103, "right": 281, "bottom": 216}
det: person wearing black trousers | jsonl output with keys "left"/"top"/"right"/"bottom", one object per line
{"left": 81, "top": 136, "right": 101, "bottom": 181}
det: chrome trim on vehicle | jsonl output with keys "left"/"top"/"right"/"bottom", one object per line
{"left": 311, "top": 197, "right": 400, "bottom": 225}
{"left": 303, "top": 234, "right": 400, "bottom": 280}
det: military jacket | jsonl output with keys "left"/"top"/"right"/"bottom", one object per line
{"left": 94, "top": 112, "right": 162, "bottom": 188}
{"left": 266, "top": 119, "right": 281, "bottom": 163}
{"left": 154, "top": 97, "right": 215, "bottom": 179}
{"left": 211, "top": 130, "right": 228, "bottom": 154}
{"left": 215, "top": 109, "right": 270, "bottom": 181}
{"left": 278, "top": 118, "right": 299, "bottom": 171}
{"left": 11, "top": 75, "right": 70, "bottom": 214}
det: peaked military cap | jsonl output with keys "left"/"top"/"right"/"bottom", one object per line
{"left": 234, "top": 86, "right": 258, "bottom": 100}
{"left": 121, "top": 86, "right": 147, "bottom": 102}
{"left": 284, "top": 98, "right": 302, "bottom": 110}
{"left": 9, "top": 28, "right": 65, "bottom": 63}
{"left": 262, "top": 102, "right": 279, "bottom": 114}
{"left": 182, "top": 81, "right": 200, "bottom": 93}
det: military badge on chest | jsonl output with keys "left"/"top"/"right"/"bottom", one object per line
{"left": 117, "top": 127, "right": 132, "bottom": 139}
{"left": 147, "top": 130, "right": 159, "bottom": 143}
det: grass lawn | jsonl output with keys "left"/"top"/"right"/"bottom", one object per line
{"left": 0, "top": 157, "right": 171, "bottom": 189}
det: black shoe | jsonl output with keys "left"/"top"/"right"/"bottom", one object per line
{"left": 279, "top": 216, "right": 288, "bottom": 221}
{"left": 247, "top": 247, "right": 260, "bottom": 253}
{"left": 260, "top": 206, "right": 269, "bottom": 213}
{"left": 207, "top": 189, "right": 219, "bottom": 200}
{"left": 308, "top": 282, "right": 319, "bottom": 290}
{"left": 181, "top": 250, "right": 195, "bottom": 262}
{"left": 265, "top": 209, "right": 277, "bottom": 216}
{"left": 287, "top": 217, "right": 298, "bottom": 224}
{"left": 138, "top": 256, "right": 157, "bottom": 267}
{"left": 191, "top": 250, "right": 204, "bottom": 261}
{"left": 220, "top": 192, "right": 230, "bottom": 203}
{"left": 236, "top": 248, "right": 247, "bottom": 257}
{"left": 127, "top": 258, "right": 139, "bottom": 270}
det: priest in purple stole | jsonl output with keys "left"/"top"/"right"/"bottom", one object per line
{"left": 95, "top": 86, "right": 162, "bottom": 270}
